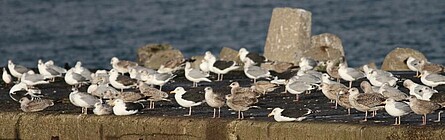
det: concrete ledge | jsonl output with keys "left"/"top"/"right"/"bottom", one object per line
{"left": 1, "top": 112, "right": 444, "bottom": 139}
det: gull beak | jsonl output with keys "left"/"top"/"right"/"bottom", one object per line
{"left": 267, "top": 113, "right": 273, "bottom": 117}
{"left": 169, "top": 91, "right": 176, "bottom": 94}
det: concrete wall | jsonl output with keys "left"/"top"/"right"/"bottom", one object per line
{"left": 0, "top": 112, "right": 444, "bottom": 140}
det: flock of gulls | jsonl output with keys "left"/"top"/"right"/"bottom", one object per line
{"left": 3, "top": 48, "right": 445, "bottom": 126}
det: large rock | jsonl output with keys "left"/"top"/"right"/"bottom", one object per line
{"left": 219, "top": 47, "right": 241, "bottom": 63}
{"left": 294, "top": 33, "right": 344, "bottom": 63}
{"left": 137, "top": 44, "right": 184, "bottom": 69}
{"left": 264, "top": 7, "right": 312, "bottom": 64}
{"left": 381, "top": 48, "right": 427, "bottom": 71}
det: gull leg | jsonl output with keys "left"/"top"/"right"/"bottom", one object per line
{"left": 221, "top": 74, "right": 224, "bottom": 81}
{"left": 349, "top": 81, "right": 352, "bottom": 88}
{"left": 188, "top": 107, "right": 192, "bottom": 116}
{"left": 241, "top": 112, "right": 244, "bottom": 119}
{"left": 422, "top": 114, "right": 427, "bottom": 125}
{"left": 398, "top": 116, "right": 401, "bottom": 125}
{"left": 159, "top": 86, "right": 163, "bottom": 91}
{"left": 238, "top": 110, "right": 241, "bottom": 119}
{"left": 393, "top": 117, "right": 398, "bottom": 125}
{"left": 213, "top": 108, "right": 216, "bottom": 118}
{"left": 435, "top": 111, "right": 442, "bottom": 122}
{"left": 335, "top": 100, "right": 338, "bottom": 109}
{"left": 361, "top": 111, "right": 368, "bottom": 122}
{"left": 218, "top": 107, "right": 221, "bottom": 118}
{"left": 347, "top": 108, "right": 351, "bottom": 115}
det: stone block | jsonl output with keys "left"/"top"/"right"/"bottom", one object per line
{"left": 137, "top": 44, "right": 184, "bottom": 69}
{"left": 381, "top": 48, "right": 427, "bottom": 71}
{"left": 264, "top": 7, "right": 312, "bottom": 64}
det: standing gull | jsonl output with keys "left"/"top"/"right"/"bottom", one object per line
{"left": 184, "top": 62, "right": 211, "bottom": 87}
{"left": 238, "top": 48, "right": 267, "bottom": 65}
{"left": 110, "top": 57, "right": 138, "bottom": 75}
{"left": 69, "top": 88, "right": 100, "bottom": 115}
{"left": 170, "top": 87, "right": 205, "bottom": 116}
{"left": 285, "top": 79, "right": 317, "bottom": 102}
{"left": 73, "top": 61, "right": 92, "bottom": 81}
{"left": 243, "top": 60, "right": 271, "bottom": 83}
{"left": 19, "top": 97, "right": 54, "bottom": 112}
{"left": 408, "top": 96, "right": 441, "bottom": 125}
{"left": 348, "top": 88, "right": 385, "bottom": 122}
{"left": 7, "top": 60, "right": 29, "bottom": 81}
{"left": 157, "top": 58, "right": 185, "bottom": 74}
{"left": 405, "top": 56, "right": 422, "bottom": 77}
{"left": 205, "top": 51, "right": 240, "bottom": 81}
{"left": 113, "top": 99, "right": 144, "bottom": 116}
{"left": 2, "top": 67, "right": 12, "bottom": 86}
{"left": 37, "top": 59, "right": 66, "bottom": 81}
{"left": 403, "top": 79, "right": 436, "bottom": 100}
{"left": 225, "top": 92, "right": 258, "bottom": 119}
{"left": 418, "top": 59, "right": 445, "bottom": 74}
{"left": 251, "top": 81, "right": 279, "bottom": 95}
{"left": 338, "top": 62, "right": 365, "bottom": 88}
{"left": 420, "top": 70, "right": 445, "bottom": 89}
{"left": 337, "top": 90, "right": 353, "bottom": 115}
{"left": 204, "top": 87, "right": 225, "bottom": 118}
{"left": 326, "top": 59, "right": 342, "bottom": 82}
{"left": 378, "top": 83, "right": 408, "bottom": 101}
{"left": 65, "top": 69, "right": 89, "bottom": 88}
{"left": 109, "top": 69, "right": 137, "bottom": 92}
{"left": 21, "top": 70, "right": 50, "bottom": 87}
{"left": 139, "top": 82, "right": 170, "bottom": 109}
{"left": 383, "top": 98, "right": 412, "bottom": 125}
{"left": 268, "top": 108, "right": 312, "bottom": 122}
{"left": 141, "top": 71, "right": 176, "bottom": 91}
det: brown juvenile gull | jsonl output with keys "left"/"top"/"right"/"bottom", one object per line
{"left": 170, "top": 87, "right": 205, "bottom": 116}
{"left": 157, "top": 58, "right": 185, "bottom": 74}
{"left": 420, "top": 70, "right": 445, "bottom": 89}
{"left": 110, "top": 57, "right": 138, "bottom": 75}
{"left": 225, "top": 92, "right": 258, "bottom": 119}
{"left": 69, "top": 88, "right": 100, "bottom": 115}
{"left": 418, "top": 59, "right": 445, "bottom": 74}
{"left": 204, "top": 87, "right": 225, "bottom": 118}
{"left": 427, "top": 92, "right": 445, "bottom": 122}
{"left": 230, "top": 82, "right": 259, "bottom": 97}
{"left": 408, "top": 96, "right": 441, "bottom": 125}
{"left": 337, "top": 90, "right": 353, "bottom": 115}
{"left": 140, "top": 85, "right": 170, "bottom": 109}
{"left": 348, "top": 88, "right": 385, "bottom": 122}
{"left": 7, "top": 60, "right": 29, "bottom": 81}
{"left": 360, "top": 81, "right": 379, "bottom": 93}
{"left": 378, "top": 83, "right": 408, "bottom": 101}
{"left": 19, "top": 97, "right": 54, "bottom": 112}
{"left": 326, "top": 58, "right": 343, "bottom": 82}
{"left": 338, "top": 62, "right": 365, "bottom": 88}
{"left": 383, "top": 98, "right": 412, "bottom": 125}
{"left": 112, "top": 91, "right": 146, "bottom": 102}
{"left": 251, "top": 81, "right": 279, "bottom": 96}
{"left": 109, "top": 69, "right": 137, "bottom": 92}
{"left": 268, "top": 108, "right": 312, "bottom": 122}
{"left": 321, "top": 82, "right": 348, "bottom": 108}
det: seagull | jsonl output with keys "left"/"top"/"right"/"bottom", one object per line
{"left": 285, "top": 80, "right": 317, "bottom": 102}
{"left": 112, "top": 91, "right": 146, "bottom": 102}
{"left": 73, "top": 61, "right": 92, "bottom": 81}
{"left": 229, "top": 82, "right": 259, "bottom": 98}
{"left": 112, "top": 99, "right": 144, "bottom": 116}
{"left": 91, "top": 70, "right": 109, "bottom": 84}
{"left": 139, "top": 82, "right": 170, "bottom": 109}
{"left": 110, "top": 57, "right": 138, "bottom": 75}
{"left": 299, "top": 57, "right": 317, "bottom": 71}
{"left": 170, "top": 87, "right": 205, "bottom": 116}
{"left": 383, "top": 98, "right": 412, "bottom": 125}
{"left": 418, "top": 59, "right": 445, "bottom": 74}
{"left": 20, "top": 70, "right": 50, "bottom": 87}
{"left": 225, "top": 92, "right": 258, "bottom": 119}
{"left": 403, "top": 79, "right": 436, "bottom": 100}
{"left": 24, "top": 87, "right": 44, "bottom": 100}
{"left": 184, "top": 62, "right": 211, "bottom": 87}
{"left": 326, "top": 59, "right": 342, "bottom": 82}
{"left": 19, "top": 97, "right": 54, "bottom": 112}
{"left": 205, "top": 51, "right": 240, "bottom": 81}
{"left": 204, "top": 87, "right": 225, "bottom": 118}
{"left": 69, "top": 88, "right": 100, "bottom": 115}
{"left": 157, "top": 58, "right": 185, "bottom": 74}
{"left": 9, "top": 82, "right": 28, "bottom": 102}
{"left": 337, "top": 90, "right": 353, "bottom": 115}
{"left": 405, "top": 57, "right": 423, "bottom": 77}
{"left": 360, "top": 81, "right": 380, "bottom": 94}
{"left": 243, "top": 60, "right": 271, "bottom": 83}
{"left": 7, "top": 60, "right": 29, "bottom": 81}
{"left": 363, "top": 65, "right": 398, "bottom": 87}
{"left": 420, "top": 70, "right": 445, "bottom": 89}
{"left": 65, "top": 68, "right": 89, "bottom": 88}
{"left": 238, "top": 48, "right": 267, "bottom": 66}
{"left": 348, "top": 88, "right": 385, "bottom": 122}
{"left": 267, "top": 108, "right": 312, "bottom": 122}
{"left": 338, "top": 62, "right": 365, "bottom": 88}
{"left": 2, "top": 67, "right": 12, "bottom": 86}
{"left": 37, "top": 59, "right": 66, "bottom": 81}
{"left": 109, "top": 69, "right": 137, "bottom": 92}
{"left": 320, "top": 82, "right": 348, "bottom": 108}
{"left": 251, "top": 81, "right": 279, "bottom": 95}
{"left": 93, "top": 102, "right": 113, "bottom": 115}
{"left": 378, "top": 83, "right": 408, "bottom": 101}
{"left": 408, "top": 95, "right": 441, "bottom": 125}
{"left": 141, "top": 71, "right": 176, "bottom": 91}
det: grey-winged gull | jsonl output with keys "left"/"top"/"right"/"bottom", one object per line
{"left": 405, "top": 56, "right": 422, "bottom": 77}
{"left": 65, "top": 68, "right": 89, "bottom": 88}
{"left": 299, "top": 57, "right": 317, "bottom": 71}
{"left": 403, "top": 79, "right": 436, "bottom": 100}
{"left": 204, "top": 87, "right": 225, "bottom": 118}
{"left": 73, "top": 61, "right": 92, "bottom": 81}
{"left": 37, "top": 59, "right": 66, "bottom": 81}
{"left": 378, "top": 83, "right": 408, "bottom": 101}
{"left": 21, "top": 70, "right": 49, "bottom": 87}
{"left": 243, "top": 60, "right": 271, "bottom": 83}
{"left": 184, "top": 62, "right": 211, "bottom": 87}
{"left": 140, "top": 71, "right": 176, "bottom": 91}
{"left": 170, "top": 87, "right": 205, "bottom": 116}
{"left": 110, "top": 57, "right": 138, "bottom": 75}
{"left": 420, "top": 70, "right": 445, "bottom": 89}
{"left": 383, "top": 98, "right": 412, "bottom": 125}
{"left": 7, "top": 60, "right": 29, "bottom": 81}
{"left": 2, "top": 67, "right": 12, "bottom": 86}
{"left": 338, "top": 62, "right": 365, "bottom": 88}
{"left": 109, "top": 69, "right": 137, "bottom": 92}
{"left": 69, "top": 88, "right": 100, "bottom": 115}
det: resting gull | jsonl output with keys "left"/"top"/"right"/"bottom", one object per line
{"left": 403, "top": 79, "right": 436, "bottom": 100}
{"left": 205, "top": 51, "right": 240, "bottom": 81}
{"left": 420, "top": 70, "right": 445, "bottom": 89}
{"left": 184, "top": 62, "right": 211, "bottom": 87}
{"left": 109, "top": 69, "right": 137, "bottom": 92}
{"left": 338, "top": 62, "right": 365, "bottom": 88}
{"left": 238, "top": 48, "right": 267, "bottom": 65}
{"left": 251, "top": 81, "right": 279, "bottom": 95}
{"left": 2, "top": 67, "right": 12, "bottom": 86}
{"left": 243, "top": 60, "right": 271, "bottom": 83}
{"left": 157, "top": 58, "right": 185, "bottom": 74}
{"left": 268, "top": 108, "right": 312, "bottom": 122}
{"left": 7, "top": 60, "right": 29, "bottom": 81}
{"left": 69, "top": 88, "right": 100, "bottom": 115}
{"left": 408, "top": 96, "right": 441, "bottom": 125}
{"left": 378, "top": 83, "right": 408, "bottom": 101}
{"left": 110, "top": 57, "right": 138, "bottom": 75}
{"left": 112, "top": 99, "right": 144, "bottom": 116}
{"left": 65, "top": 68, "right": 89, "bottom": 88}
{"left": 37, "top": 59, "right": 66, "bottom": 81}
{"left": 93, "top": 102, "right": 113, "bottom": 115}
{"left": 21, "top": 70, "right": 50, "bottom": 87}
{"left": 19, "top": 97, "right": 54, "bottom": 112}
{"left": 348, "top": 88, "right": 385, "bottom": 122}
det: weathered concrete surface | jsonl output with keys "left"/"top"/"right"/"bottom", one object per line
{"left": 311, "top": 33, "right": 345, "bottom": 56}
{"left": 137, "top": 44, "right": 184, "bottom": 69}
{"left": 264, "top": 7, "right": 312, "bottom": 64}
{"left": 303, "top": 33, "right": 345, "bottom": 62}
{"left": 381, "top": 48, "right": 427, "bottom": 71}
{"left": 1, "top": 112, "right": 445, "bottom": 140}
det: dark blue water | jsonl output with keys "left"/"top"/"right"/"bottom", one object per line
{"left": 1, "top": 0, "right": 444, "bottom": 69}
